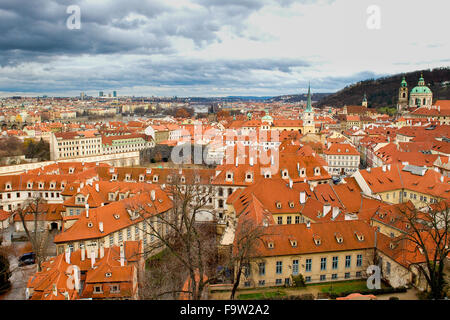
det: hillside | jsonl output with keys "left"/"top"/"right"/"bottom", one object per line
{"left": 269, "top": 93, "right": 332, "bottom": 103}
{"left": 316, "top": 67, "right": 450, "bottom": 109}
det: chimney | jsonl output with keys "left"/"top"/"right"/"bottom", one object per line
{"left": 99, "top": 221, "right": 104, "bottom": 233}
{"left": 323, "top": 203, "right": 331, "bottom": 216}
{"left": 299, "top": 191, "right": 306, "bottom": 204}
{"left": 235, "top": 157, "right": 238, "bottom": 167}
{"left": 440, "top": 176, "right": 444, "bottom": 183}
{"left": 332, "top": 207, "right": 339, "bottom": 219}
{"left": 306, "top": 220, "right": 311, "bottom": 228}
{"left": 85, "top": 203, "right": 89, "bottom": 218}
{"left": 81, "top": 247, "right": 85, "bottom": 261}
{"left": 271, "top": 155, "right": 274, "bottom": 166}
{"left": 120, "top": 244, "right": 125, "bottom": 267}
{"left": 387, "top": 164, "right": 391, "bottom": 171}
{"left": 65, "top": 248, "right": 71, "bottom": 264}
{"left": 151, "top": 190, "right": 156, "bottom": 201}
{"left": 367, "top": 167, "right": 371, "bottom": 172}
{"left": 90, "top": 250, "right": 96, "bottom": 268}
{"left": 73, "top": 266, "right": 80, "bottom": 291}
{"left": 99, "top": 243, "right": 104, "bottom": 259}
{"left": 382, "top": 165, "right": 386, "bottom": 172}
{"left": 95, "top": 183, "right": 99, "bottom": 192}
{"left": 289, "top": 179, "right": 293, "bottom": 189}
{"left": 249, "top": 157, "right": 254, "bottom": 167}
{"left": 52, "top": 284, "right": 57, "bottom": 297}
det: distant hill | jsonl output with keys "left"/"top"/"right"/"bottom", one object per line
{"left": 269, "top": 93, "right": 332, "bottom": 103}
{"left": 316, "top": 67, "right": 450, "bottom": 109}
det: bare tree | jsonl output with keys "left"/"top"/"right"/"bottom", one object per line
{"left": 127, "top": 173, "right": 222, "bottom": 300}
{"left": 229, "top": 218, "right": 270, "bottom": 300}
{"left": 15, "top": 196, "right": 52, "bottom": 272}
{"left": 396, "top": 201, "right": 450, "bottom": 299}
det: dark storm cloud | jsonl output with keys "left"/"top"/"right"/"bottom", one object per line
{"left": 0, "top": 0, "right": 270, "bottom": 66}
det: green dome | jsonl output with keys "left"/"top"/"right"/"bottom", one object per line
{"left": 411, "top": 86, "right": 432, "bottom": 94}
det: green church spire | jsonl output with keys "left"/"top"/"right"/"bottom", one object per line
{"left": 306, "top": 82, "right": 312, "bottom": 112}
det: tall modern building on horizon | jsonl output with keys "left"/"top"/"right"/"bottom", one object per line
{"left": 99, "top": 91, "right": 104, "bottom": 97}
{"left": 113, "top": 91, "right": 117, "bottom": 97}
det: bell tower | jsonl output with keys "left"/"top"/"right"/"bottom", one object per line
{"left": 302, "top": 83, "right": 315, "bottom": 134}
{"left": 397, "top": 76, "right": 408, "bottom": 112}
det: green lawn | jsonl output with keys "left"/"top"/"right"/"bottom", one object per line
{"left": 319, "top": 280, "right": 389, "bottom": 295}
{"left": 238, "top": 290, "right": 287, "bottom": 300}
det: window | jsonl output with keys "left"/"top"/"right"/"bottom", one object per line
{"left": 305, "top": 276, "right": 311, "bottom": 283}
{"left": 344, "top": 272, "right": 350, "bottom": 279}
{"left": 320, "top": 257, "right": 327, "bottom": 271}
{"left": 275, "top": 279, "right": 282, "bottom": 285}
{"left": 258, "top": 280, "right": 265, "bottom": 286}
{"left": 305, "top": 259, "right": 312, "bottom": 272}
{"left": 386, "top": 262, "right": 391, "bottom": 275}
{"left": 292, "top": 260, "right": 299, "bottom": 275}
{"left": 118, "top": 231, "right": 123, "bottom": 243}
{"left": 287, "top": 216, "right": 292, "bottom": 224}
{"left": 244, "top": 281, "right": 251, "bottom": 287}
{"left": 127, "top": 227, "right": 131, "bottom": 240}
{"left": 320, "top": 275, "right": 326, "bottom": 281}
{"left": 94, "top": 285, "right": 103, "bottom": 293}
{"left": 277, "top": 216, "right": 283, "bottom": 225}
{"left": 109, "top": 235, "right": 114, "bottom": 247}
{"left": 345, "top": 255, "right": 351, "bottom": 268}
{"left": 332, "top": 274, "right": 338, "bottom": 280}
{"left": 332, "top": 256, "right": 338, "bottom": 269}
{"left": 276, "top": 261, "right": 282, "bottom": 274}
{"left": 259, "top": 262, "right": 265, "bottom": 276}
{"left": 295, "top": 216, "right": 300, "bottom": 224}
{"left": 356, "top": 271, "right": 362, "bottom": 278}
{"left": 356, "top": 254, "right": 363, "bottom": 267}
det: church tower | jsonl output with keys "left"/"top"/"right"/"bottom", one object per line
{"left": 362, "top": 92, "right": 368, "bottom": 108}
{"left": 397, "top": 76, "right": 408, "bottom": 112}
{"left": 302, "top": 83, "right": 315, "bottom": 134}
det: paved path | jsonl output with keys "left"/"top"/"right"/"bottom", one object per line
{"left": 0, "top": 242, "right": 36, "bottom": 300}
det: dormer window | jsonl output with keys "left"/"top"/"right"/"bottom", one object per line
{"left": 290, "top": 239, "right": 297, "bottom": 248}
{"left": 282, "top": 169, "right": 289, "bottom": 178}
{"left": 5, "top": 183, "right": 11, "bottom": 190}
{"left": 139, "top": 175, "right": 144, "bottom": 182}
{"left": 125, "top": 174, "right": 131, "bottom": 181}
{"left": 50, "top": 182, "right": 56, "bottom": 189}
{"left": 226, "top": 172, "right": 233, "bottom": 181}
{"left": 109, "top": 193, "right": 115, "bottom": 201}
{"left": 69, "top": 168, "right": 74, "bottom": 174}
{"left": 314, "top": 167, "right": 320, "bottom": 176}
{"left": 390, "top": 242, "right": 396, "bottom": 250}
{"left": 114, "top": 214, "right": 120, "bottom": 220}
{"left": 181, "top": 176, "right": 185, "bottom": 183}
{"left": 87, "top": 222, "right": 93, "bottom": 228}
{"left": 27, "top": 182, "right": 33, "bottom": 189}
{"left": 300, "top": 169, "right": 306, "bottom": 177}
{"left": 105, "top": 272, "right": 112, "bottom": 278}
{"left": 153, "top": 175, "right": 159, "bottom": 182}
{"left": 245, "top": 172, "right": 253, "bottom": 181}
{"left": 313, "top": 235, "right": 321, "bottom": 246}
{"left": 112, "top": 174, "right": 117, "bottom": 181}
{"left": 109, "top": 168, "right": 115, "bottom": 174}
{"left": 39, "top": 183, "right": 44, "bottom": 189}
{"left": 276, "top": 202, "right": 282, "bottom": 209}
{"left": 289, "top": 202, "right": 294, "bottom": 208}
{"left": 264, "top": 171, "right": 271, "bottom": 178}
{"left": 268, "top": 241, "right": 274, "bottom": 249}
{"left": 335, "top": 233, "right": 343, "bottom": 243}
{"left": 195, "top": 176, "right": 200, "bottom": 184}
{"left": 167, "top": 176, "right": 172, "bottom": 183}
{"left": 355, "top": 231, "right": 364, "bottom": 242}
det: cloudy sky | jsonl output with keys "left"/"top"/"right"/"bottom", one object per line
{"left": 0, "top": 0, "right": 449, "bottom": 97}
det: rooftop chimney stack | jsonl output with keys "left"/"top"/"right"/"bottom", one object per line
{"left": 382, "top": 165, "right": 386, "bottom": 172}
{"left": 299, "top": 191, "right": 306, "bottom": 204}
{"left": 99, "top": 221, "right": 104, "bottom": 233}
{"left": 99, "top": 243, "right": 104, "bottom": 259}
{"left": 332, "top": 207, "right": 339, "bottom": 220}
{"left": 65, "top": 248, "right": 71, "bottom": 264}
{"left": 151, "top": 190, "right": 156, "bottom": 201}
{"left": 289, "top": 179, "right": 293, "bottom": 189}
{"left": 81, "top": 247, "right": 85, "bottom": 261}
{"left": 95, "top": 183, "right": 99, "bottom": 192}
{"left": 249, "top": 157, "right": 254, "bottom": 167}
{"left": 120, "top": 244, "right": 125, "bottom": 267}
{"left": 306, "top": 220, "right": 311, "bottom": 229}
{"left": 323, "top": 203, "right": 331, "bottom": 216}
{"left": 90, "top": 250, "right": 96, "bottom": 269}
{"left": 85, "top": 203, "right": 89, "bottom": 218}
